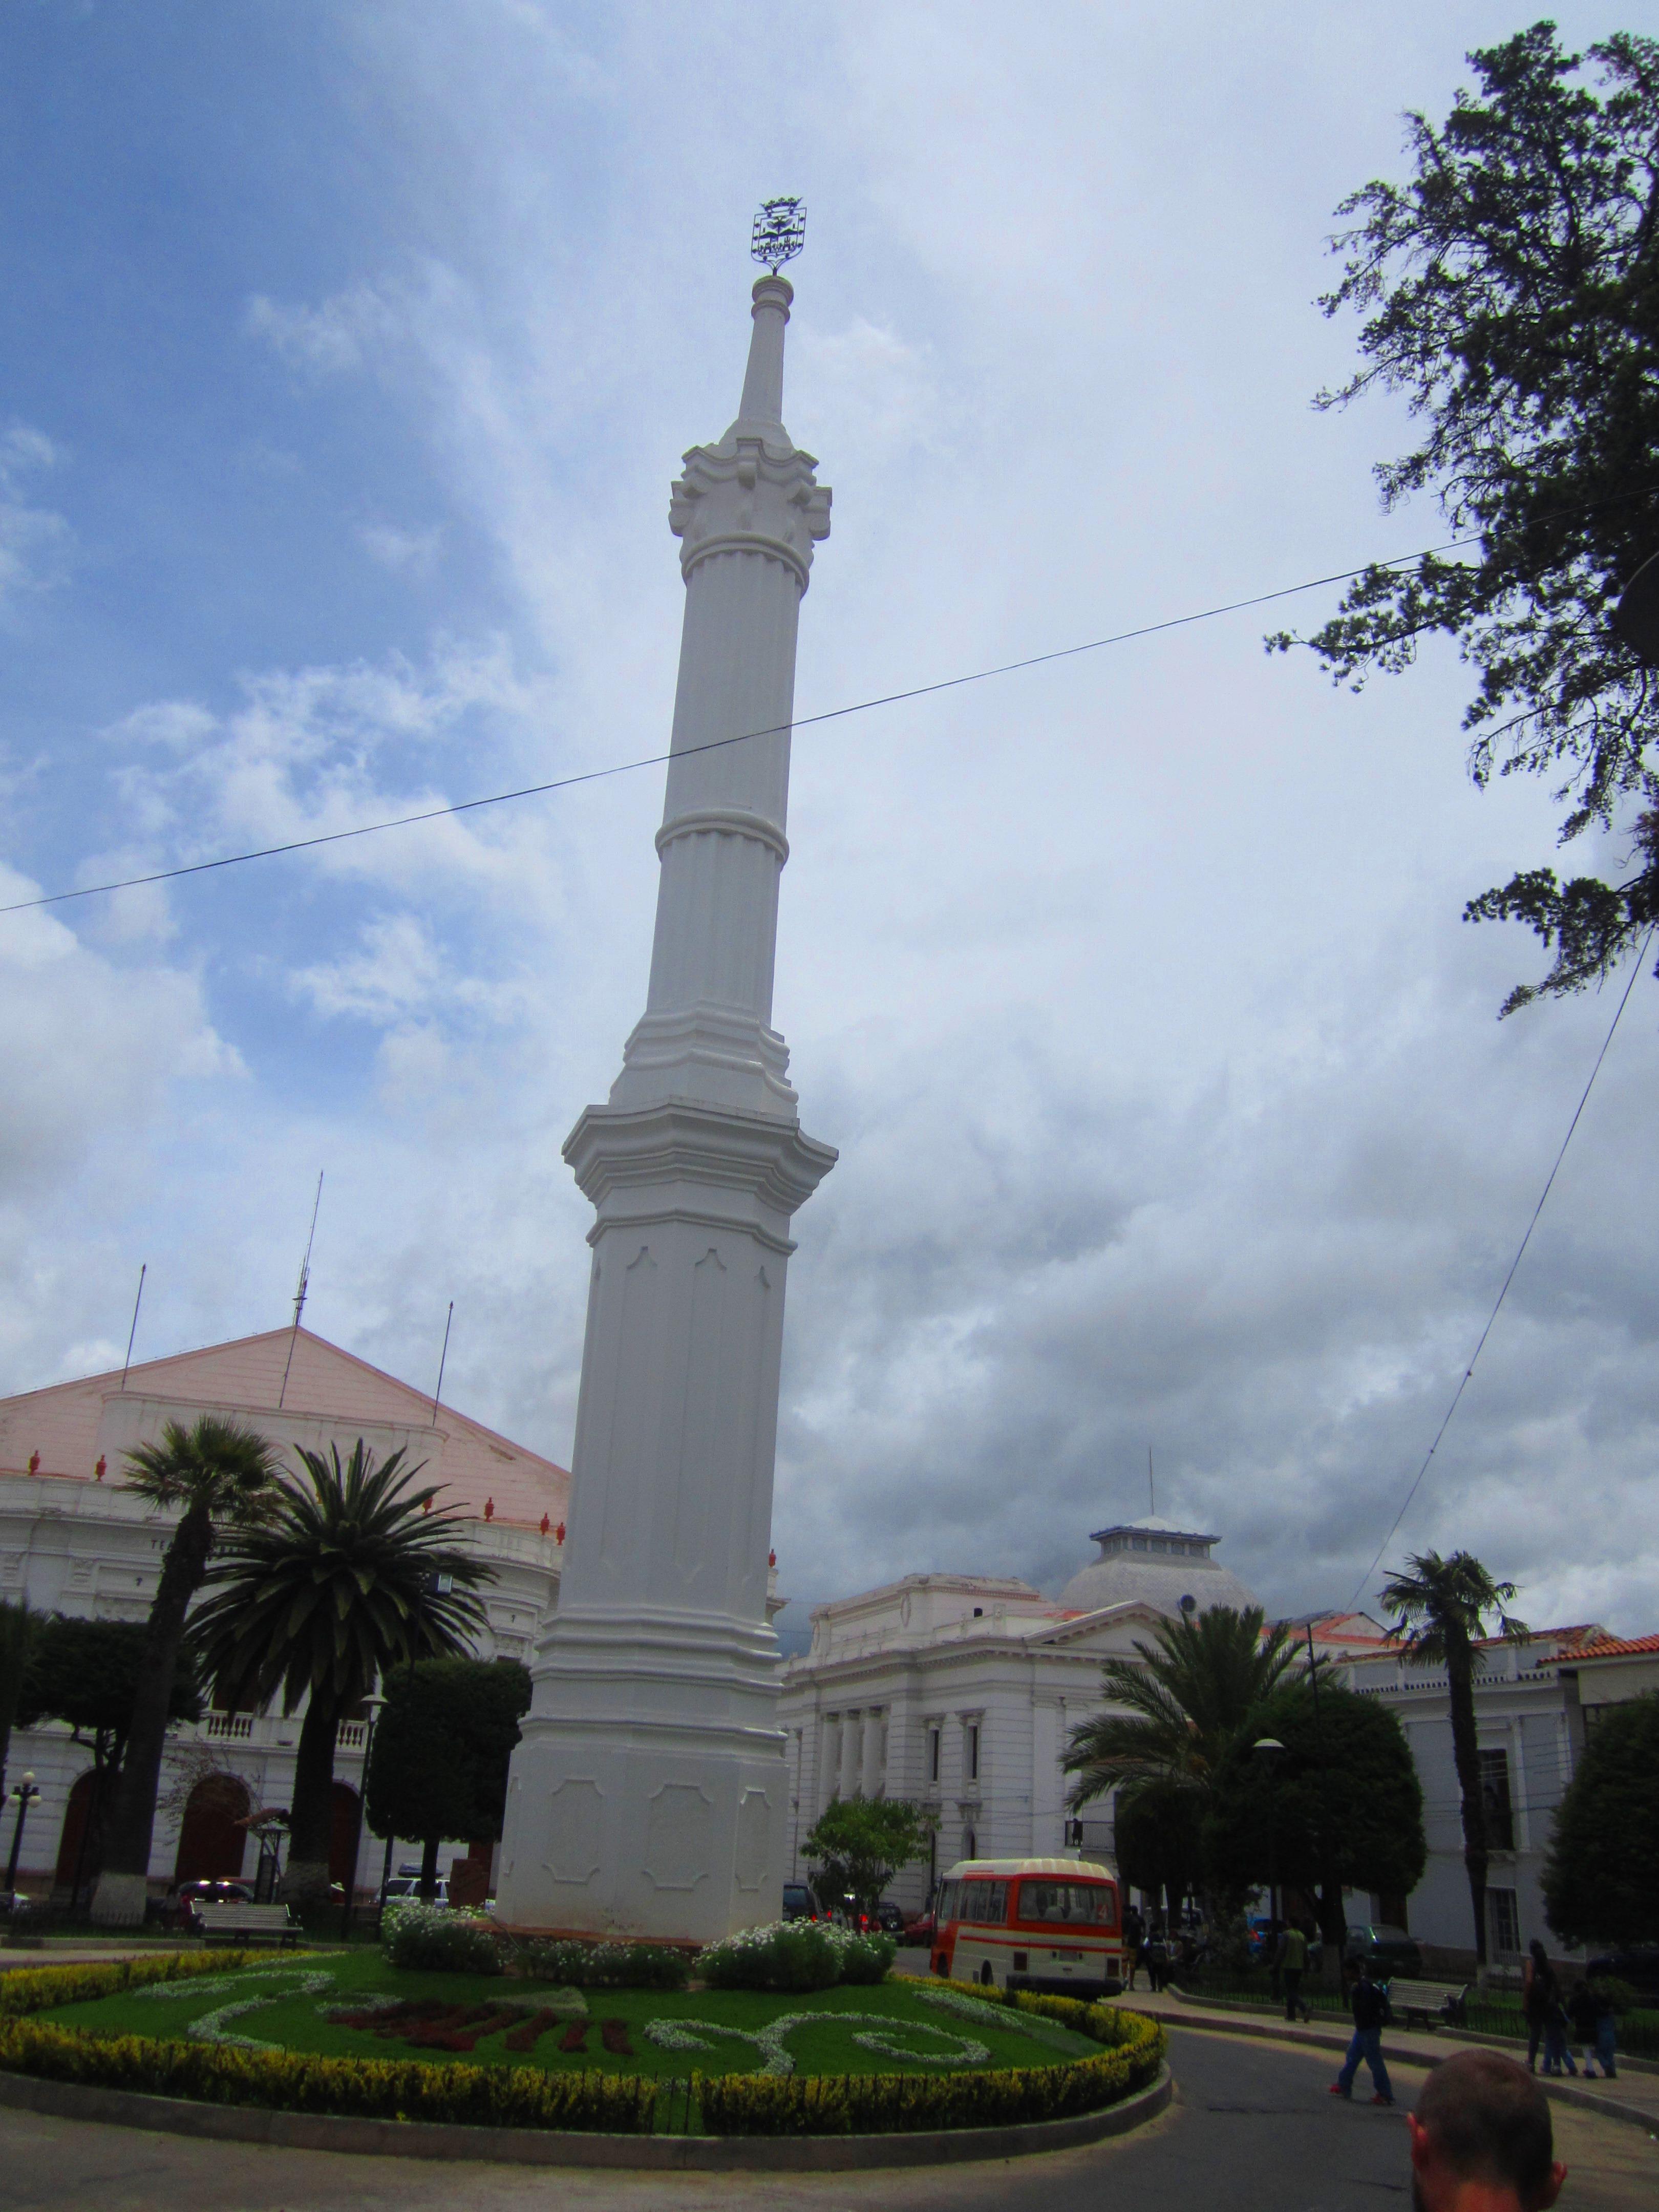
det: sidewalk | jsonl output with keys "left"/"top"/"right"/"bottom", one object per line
{"left": 1118, "top": 1984, "right": 1659, "bottom": 2138}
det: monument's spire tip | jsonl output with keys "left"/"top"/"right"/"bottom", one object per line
{"left": 750, "top": 196, "right": 806, "bottom": 275}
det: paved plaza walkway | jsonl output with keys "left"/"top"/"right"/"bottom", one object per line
{"left": 1118, "top": 1981, "right": 1659, "bottom": 2139}
{"left": 1, "top": 2027, "right": 1654, "bottom": 2212}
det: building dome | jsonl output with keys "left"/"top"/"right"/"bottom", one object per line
{"left": 1057, "top": 1515, "right": 1259, "bottom": 1619}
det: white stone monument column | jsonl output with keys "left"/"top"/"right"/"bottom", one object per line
{"left": 497, "top": 261, "right": 835, "bottom": 1944}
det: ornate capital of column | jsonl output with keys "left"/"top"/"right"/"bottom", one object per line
{"left": 564, "top": 1097, "right": 838, "bottom": 1254}
{"left": 669, "top": 438, "right": 831, "bottom": 591}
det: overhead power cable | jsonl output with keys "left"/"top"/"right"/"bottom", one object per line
{"left": 7, "top": 486, "right": 1655, "bottom": 921}
{"left": 1349, "top": 925, "right": 1657, "bottom": 1611}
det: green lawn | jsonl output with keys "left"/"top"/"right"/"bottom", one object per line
{"left": 43, "top": 1952, "right": 1096, "bottom": 2080}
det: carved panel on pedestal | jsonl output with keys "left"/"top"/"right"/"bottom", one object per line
{"left": 734, "top": 1786, "right": 772, "bottom": 1891}
{"left": 599, "top": 1244, "right": 658, "bottom": 1574}
{"left": 542, "top": 1778, "right": 605, "bottom": 1886}
{"left": 673, "top": 1247, "right": 728, "bottom": 1585}
{"left": 643, "top": 1782, "right": 713, "bottom": 1890}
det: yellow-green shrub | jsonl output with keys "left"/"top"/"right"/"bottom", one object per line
{"left": 697, "top": 2003, "right": 1165, "bottom": 2136}
{"left": 0, "top": 2016, "right": 658, "bottom": 2134}
{"left": 0, "top": 1951, "right": 262, "bottom": 2017}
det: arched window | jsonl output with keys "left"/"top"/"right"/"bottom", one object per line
{"left": 173, "top": 1774, "right": 252, "bottom": 1888}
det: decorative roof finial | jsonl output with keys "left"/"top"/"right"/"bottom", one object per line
{"left": 751, "top": 196, "right": 806, "bottom": 275}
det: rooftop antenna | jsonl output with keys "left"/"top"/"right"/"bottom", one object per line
{"left": 431, "top": 1301, "right": 453, "bottom": 1427}
{"left": 119, "top": 1263, "right": 147, "bottom": 1392}
{"left": 278, "top": 1172, "right": 324, "bottom": 1411}
{"left": 751, "top": 196, "right": 806, "bottom": 273}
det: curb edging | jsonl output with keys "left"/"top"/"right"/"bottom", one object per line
{"left": 0, "top": 2063, "right": 1173, "bottom": 2170}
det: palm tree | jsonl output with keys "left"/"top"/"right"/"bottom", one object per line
{"left": 190, "top": 1439, "right": 490, "bottom": 1905}
{"left": 1379, "top": 1550, "right": 1526, "bottom": 1980}
{"left": 90, "top": 1416, "right": 285, "bottom": 1926}
{"left": 1064, "top": 1605, "right": 1299, "bottom": 1924}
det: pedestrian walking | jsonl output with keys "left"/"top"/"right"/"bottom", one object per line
{"left": 1281, "top": 1919, "right": 1311, "bottom": 2023}
{"left": 1145, "top": 1925, "right": 1170, "bottom": 1993}
{"left": 1408, "top": 2049, "right": 1565, "bottom": 2212}
{"left": 1566, "top": 1980, "right": 1601, "bottom": 2076}
{"left": 1122, "top": 1905, "right": 1145, "bottom": 1991}
{"left": 1522, "top": 1942, "right": 1576, "bottom": 2076}
{"left": 1588, "top": 1981, "right": 1618, "bottom": 2079}
{"left": 1329, "top": 1959, "right": 1394, "bottom": 2105}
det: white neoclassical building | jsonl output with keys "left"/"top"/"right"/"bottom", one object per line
{"left": 0, "top": 1327, "right": 569, "bottom": 1902}
{"left": 776, "top": 1515, "right": 1351, "bottom": 1908}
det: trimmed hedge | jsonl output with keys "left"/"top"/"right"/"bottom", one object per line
{"left": 0, "top": 2015, "right": 659, "bottom": 2131}
{"left": 698, "top": 1992, "right": 1165, "bottom": 2136}
{"left": 515, "top": 1939, "right": 691, "bottom": 1991}
{"left": 382, "top": 1901, "right": 504, "bottom": 1976}
{"left": 0, "top": 1950, "right": 262, "bottom": 2016}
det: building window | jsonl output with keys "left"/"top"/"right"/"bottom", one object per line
{"left": 966, "top": 1722, "right": 980, "bottom": 1782}
{"left": 928, "top": 1726, "right": 941, "bottom": 1783}
{"left": 1487, "top": 1887, "right": 1521, "bottom": 1959}
{"left": 1480, "top": 1748, "right": 1515, "bottom": 1851}
{"left": 963, "top": 1826, "right": 977, "bottom": 1861}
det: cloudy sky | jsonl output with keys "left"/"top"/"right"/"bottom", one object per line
{"left": 2, "top": 2, "right": 1654, "bottom": 1636}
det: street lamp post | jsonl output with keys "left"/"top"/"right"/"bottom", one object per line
{"left": 6, "top": 1772, "right": 42, "bottom": 1895}
{"left": 340, "top": 1692, "right": 387, "bottom": 1943}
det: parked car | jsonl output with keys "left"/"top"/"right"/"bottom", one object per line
{"left": 1344, "top": 1924, "right": 1423, "bottom": 1979}
{"left": 381, "top": 1876, "right": 449, "bottom": 1907}
{"left": 875, "top": 1899, "right": 905, "bottom": 1936}
{"left": 1587, "top": 1947, "right": 1659, "bottom": 2002}
{"left": 781, "top": 1882, "right": 818, "bottom": 1922}
{"left": 902, "top": 1909, "right": 937, "bottom": 1946}
{"left": 177, "top": 1878, "right": 253, "bottom": 1905}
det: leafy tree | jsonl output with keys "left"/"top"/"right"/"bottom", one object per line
{"left": 1065, "top": 1606, "right": 1300, "bottom": 1931}
{"left": 16, "top": 1616, "right": 201, "bottom": 1904}
{"left": 0, "top": 1598, "right": 35, "bottom": 1800}
{"left": 1112, "top": 1777, "right": 1200, "bottom": 1928}
{"left": 1203, "top": 1681, "right": 1426, "bottom": 1943}
{"left": 1065, "top": 1606, "right": 1299, "bottom": 1804}
{"left": 1543, "top": 1691, "right": 1659, "bottom": 1948}
{"left": 90, "top": 1415, "right": 285, "bottom": 1926}
{"left": 365, "top": 1657, "right": 530, "bottom": 1899}
{"left": 1271, "top": 25, "right": 1659, "bottom": 1011}
{"left": 1380, "top": 1550, "right": 1526, "bottom": 1972}
{"left": 191, "top": 1441, "right": 490, "bottom": 1904}
{"left": 801, "top": 1796, "right": 935, "bottom": 1918}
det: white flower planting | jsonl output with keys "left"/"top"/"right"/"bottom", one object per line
{"left": 137, "top": 1969, "right": 341, "bottom": 2051}
{"left": 641, "top": 2011, "right": 988, "bottom": 2077}
{"left": 913, "top": 1985, "right": 1090, "bottom": 2051}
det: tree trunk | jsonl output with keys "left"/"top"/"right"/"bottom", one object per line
{"left": 419, "top": 1832, "right": 441, "bottom": 1902}
{"left": 281, "top": 1698, "right": 340, "bottom": 1905}
{"left": 91, "top": 1505, "right": 212, "bottom": 1926}
{"left": 1444, "top": 1639, "right": 1490, "bottom": 1979}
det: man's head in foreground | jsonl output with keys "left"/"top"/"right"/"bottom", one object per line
{"left": 1410, "top": 2050, "right": 1566, "bottom": 2212}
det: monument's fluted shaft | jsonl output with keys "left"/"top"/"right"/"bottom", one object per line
{"left": 496, "top": 269, "right": 835, "bottom": 1942}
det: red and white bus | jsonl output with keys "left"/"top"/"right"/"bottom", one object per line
{"left": 929, "top": 1857, "right": 1124, "bottom": 1995}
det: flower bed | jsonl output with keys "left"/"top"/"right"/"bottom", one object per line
{"left": 7, "top": 1952, "right": 1164, "bottom": 2139}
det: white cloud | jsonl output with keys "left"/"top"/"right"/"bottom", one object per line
{"left": 358, "top": 521, "right": 444, "bottom": 576}
{"left": 245, "top": 284, "right": 402, "bottom": 375}
{"left": 0, "top": 422, "right": 71, "bottom": 610}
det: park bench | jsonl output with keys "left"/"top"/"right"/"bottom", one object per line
{"left": 1385, "top": 1978, "right": 1467, "bottom": 2029}
{"left": 194, "top": 1900, "right": 300, "bottom": 1948}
